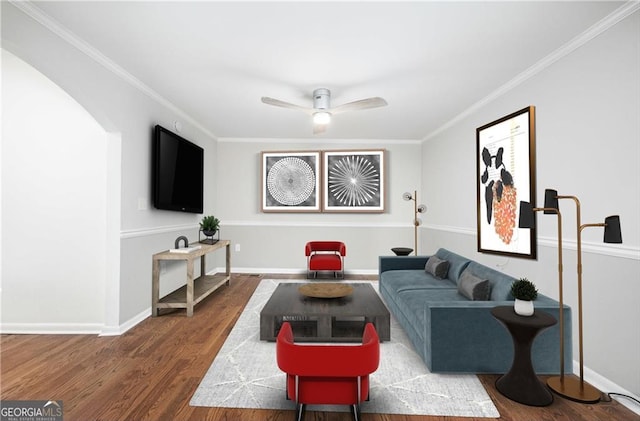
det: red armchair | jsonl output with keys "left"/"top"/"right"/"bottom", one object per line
{"left": 276, "top": 321, "right": 380, "bottom": 421}
{"left": 305, "top": 241, "right": 346, "bottom": 279}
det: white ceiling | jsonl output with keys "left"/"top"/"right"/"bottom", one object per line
{"left": 30, "top": 1, "right": 627, "bottom": 140}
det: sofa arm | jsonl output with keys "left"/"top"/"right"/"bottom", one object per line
{"left": 425, "top": 300, "right": 572, "bottom": 374}
{"left": 379, "top": 256, "right": 430, "bottom": 274}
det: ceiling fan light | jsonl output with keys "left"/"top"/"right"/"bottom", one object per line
{"left": 313, "top": 111, "right": 331, "bottom": 125}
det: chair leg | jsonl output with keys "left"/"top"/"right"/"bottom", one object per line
{"left": 350, "top": 404, "right": 361, "bottom": 421}
{"left": 351, "top": 375, "right": 362, "bottom": 420}
{"left": 295, "top": 403, "right": 305, "bottom": 421}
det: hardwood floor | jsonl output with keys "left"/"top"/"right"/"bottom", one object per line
{"left": 1, "top": 273, "right": 638, "bottom": 421}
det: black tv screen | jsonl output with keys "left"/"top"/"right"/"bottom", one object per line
{"left": 153, "top": 125, "right": 204, "bottom": 213}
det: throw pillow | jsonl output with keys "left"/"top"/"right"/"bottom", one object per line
{"left": 425, "top": 256, "right": 450, "bottom": 279}
{"left": 458, "top": 270, "right": 490, "bottom": 301}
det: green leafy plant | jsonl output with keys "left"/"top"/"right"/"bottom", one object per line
{"left": 200, "top": 215, "right": 220, "bottom": 233}
{"left": 510, "top": 278, "right": 538, "bottom": 301}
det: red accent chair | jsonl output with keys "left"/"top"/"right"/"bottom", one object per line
{"left": 276, "top": 321, "right": 380, "bottom": 421}
{"left": 305, "top": 241, "right": 346, "bottom": 279}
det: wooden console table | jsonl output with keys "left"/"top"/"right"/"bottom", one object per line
{"left": 152, "top": 240, "right": 230, "bottom": 317}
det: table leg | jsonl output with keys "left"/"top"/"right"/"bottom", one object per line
{"left": 152, "top": 260, "right": 160, "bottom": 317}
{"left": 225, "top": 242, "right": 231, "bottom": 285}
{"left": 371, "top": 315, "right": 391, "bottom": 342}
{"left": 496, "top": 323, "right": 554, "bottom": 406}
{"left": 317, "top": 315, "right": 332, "bottom": 340}
{"left": 186, "top": 259, "right": 195, "bottom": 317}
{"left": 259, "top": 315, "right": 277, "bottom": 341}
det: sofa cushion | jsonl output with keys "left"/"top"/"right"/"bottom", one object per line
{"left": 380, "top": 270, "right": 456, "bottom": 292}
{"left": 425, "top": 256, "right": 450, "bottom": 279}
{"left": 395, "top": 289, "right": 468, "bottom": 340}
{"left": 434, "top": 249, "right": 472, "bottom": 283}
{"left": 458, "top": 269, "right": 490, "bottom": 300}
{"left": 465, "top": 261, "right": 514, "bottom": 300}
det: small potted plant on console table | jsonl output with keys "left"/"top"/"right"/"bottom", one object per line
{"left": 199, "top": 215, "right": 220, "bottom": 244}
{"left": 511, "top": 278, "right": 538, "bottom": 316}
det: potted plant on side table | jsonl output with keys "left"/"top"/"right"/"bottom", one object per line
{"left": 511, "top": 278, "right": 538, "bottom": 316}
{"left": 199, "top": 215, "right": 220, "bottom": 244}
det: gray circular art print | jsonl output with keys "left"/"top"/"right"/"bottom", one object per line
{"left": 267, "top": 157, "right": 316, "bottom": 206}
{"left": 328, "top": 154, "right": 380, "bottom": 207}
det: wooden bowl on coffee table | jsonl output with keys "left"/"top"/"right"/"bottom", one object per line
{"left": 298, "top": 283, "right": 353, "bottom": 298}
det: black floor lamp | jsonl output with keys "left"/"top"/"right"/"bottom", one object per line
{"left": 543, "top": 189, "right": 622, "bottom": 403}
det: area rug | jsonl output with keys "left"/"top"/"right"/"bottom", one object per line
{"left": 190, "top": 279, "right": 500, "bottom": 417}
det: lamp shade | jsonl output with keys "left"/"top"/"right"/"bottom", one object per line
{"left": 518, "top": 201, "right": 535, "bottom": 228}
{"left": 544, "top": 189, "right": 559, "bottom": 214}
{"left": 604, "top": 215, "right": 622, "bottom": 243}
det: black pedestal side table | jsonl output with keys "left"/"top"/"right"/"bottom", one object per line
{"left": 491, "top": 306, "right": 557, "bottom": 406}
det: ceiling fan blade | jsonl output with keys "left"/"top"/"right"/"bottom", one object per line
{"left": 261, "top": 97, "right": 313, "bottom": 115}
{"left": 331, "top": 97, "right": 388, "bottom": 114}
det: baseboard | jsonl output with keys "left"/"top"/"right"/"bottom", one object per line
{"left": 222, "top": 267, "right": 379, "bottom": 276}
{"left": 0, "top": 308, "right": 151, "bottom": 337}
{"left": 0, "top": 322, "right": 103, "bottom": 335}
{"left": 576, "top": 361, "right": 640, "bottom": 415}
{"left": 99, "top": 307, "right": 151, "bottom": 336}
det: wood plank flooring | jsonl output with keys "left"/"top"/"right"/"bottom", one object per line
{"left": 1, "top": 274, "right": 638, "bottom": 421}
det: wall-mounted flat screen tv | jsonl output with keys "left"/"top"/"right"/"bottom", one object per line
{"left": 153, "top": 125, "right": 204, "bottom": 213}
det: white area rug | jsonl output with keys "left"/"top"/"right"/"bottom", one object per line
{"left": 190, "top": 279, "right": 500, "bottom": 417}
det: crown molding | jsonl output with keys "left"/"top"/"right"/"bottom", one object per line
{"left": 423, "top": 1, "right": 640, "bottom": 142}
{"left": 9, "top": 0, "right": 218, "bottom": 140}
{"left": 218, "top": 137, "right": 421, "bottom": 145}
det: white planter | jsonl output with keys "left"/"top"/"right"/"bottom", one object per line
{"left": 514, "top": 299, "right": 534, "bottom": 316}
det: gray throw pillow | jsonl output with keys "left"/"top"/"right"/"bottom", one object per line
{"left": 425, "top": 256, "right": 450, "bottom": 279}
{"left": 458, "top": 270, "right": 490, "bottom": 301}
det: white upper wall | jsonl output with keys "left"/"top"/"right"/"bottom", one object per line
{"left": 423, "top": 12, "right": 640, "bottom": 247}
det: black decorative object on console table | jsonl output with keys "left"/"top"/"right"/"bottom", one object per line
{"left": 491, "top": 305, "right": 556, "bottom": 407}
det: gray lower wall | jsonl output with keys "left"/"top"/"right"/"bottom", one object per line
{"left": 221, "top": 223, "right": 413, "bottom": 274}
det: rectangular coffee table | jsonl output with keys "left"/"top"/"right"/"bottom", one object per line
{"left": 259, "top": 282, "right": 390, "bottom": 342}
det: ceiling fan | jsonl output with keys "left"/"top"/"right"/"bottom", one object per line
{"left": 261, "top": 88, "right": 387, "bottom": 134}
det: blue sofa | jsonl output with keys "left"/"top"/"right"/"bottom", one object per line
{"left": 379, "top": 248, "right": 572, "bottom": 373}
